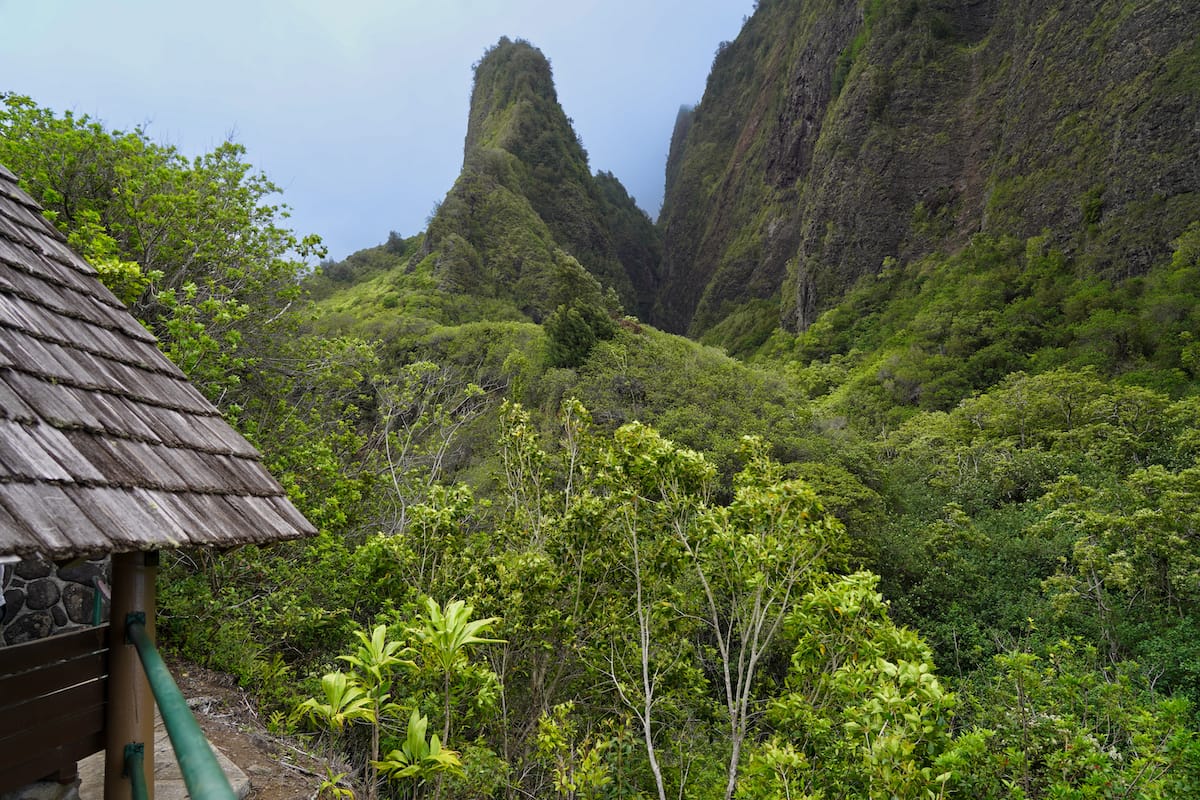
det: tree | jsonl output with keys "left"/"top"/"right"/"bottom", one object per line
{"left": 375, "top": 710, "right": 464, "bottom": 800}
{"left": 338, "top": 625, "right": 414, "bottom": 800}
{"left": 680, "top": 437, "right": 846, "bottom": 800}
{"left": 1039, "top": 462, "right": 1200, "bottom": 678}
{"left": 297, "top": 625, "right": 413, "bottom": 800}
{"left": 544, "top": 300, "right": 616, "bottom": 368}
{"left": 298, "top": 611, "right": 500, "bottom": 800}
{"left": 967, "top": 639, "right": 1200, "bottom": 799}
{"left": 0, "top": 94, "right": 385, "bottom": 540}
{"left": 411, "top": 598, "right": 503, "bottom": 744}
{"left": 591, "top": 421, "right": 714, "bottom": 800}
{"left": 749, "top": 572, "right": 961, "bottom": 800}
{"left": 535, "top": 702, "right": 614, "bottom": 800}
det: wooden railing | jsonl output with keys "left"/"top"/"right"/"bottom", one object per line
{"left": 1, "top": 613, "right": 237, "bottom": 798}
{"left": 0, "top": 624, "right": 111, "bottom": 791}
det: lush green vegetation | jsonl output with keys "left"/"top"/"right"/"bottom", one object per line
{"left": 5, "top": 24, "right": 1200, "bottom": 796}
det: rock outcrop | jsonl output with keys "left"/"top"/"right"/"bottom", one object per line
{"left": 657, "top": 0, "right": 1200, "bottom": 344}
{"left": 419, "top": 37, "right": 662, "bottom": 322}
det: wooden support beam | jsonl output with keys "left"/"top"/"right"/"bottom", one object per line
{"left": 104, "top": 551, "right": 157, "bottom": 800}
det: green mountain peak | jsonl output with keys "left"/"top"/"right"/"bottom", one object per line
{"left": 415, "top": 37, "right": 662, "bottom": 324}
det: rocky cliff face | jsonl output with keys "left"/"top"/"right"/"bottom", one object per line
{"left": 421, "top": 37, "right": 661, "bottom": 321}
{"left": 657, "top": 0, "right": 1200, "bottom": 341}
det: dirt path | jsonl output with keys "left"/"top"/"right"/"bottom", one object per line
{"left": 169, "top": 658, "right": 332, "bottom": 800}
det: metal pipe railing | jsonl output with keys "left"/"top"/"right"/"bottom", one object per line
{"left": 125, "top": 614, "right": 238, "bottom": 799}
{"left": 93, "top": 577, "right": 110, "bottom": 626}
{"left": 124, "top": 744, "right": 149, "bottom": 800}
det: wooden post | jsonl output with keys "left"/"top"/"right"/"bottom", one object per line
{"left": 104, "top": 550, "right": 157, "bottom": 800}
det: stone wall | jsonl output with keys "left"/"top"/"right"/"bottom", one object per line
{"left": 0, "top": 557, "right": 110, "bottom": 646}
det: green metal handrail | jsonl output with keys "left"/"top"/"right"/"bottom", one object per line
{"left": 93, "top": 577, "right": 109, "bottom": 626}
{"left": 126, "top": 614, "right": 238, "bottom": 800}
{"left": 124, "top": 744, "right": 148, "bottom": 800}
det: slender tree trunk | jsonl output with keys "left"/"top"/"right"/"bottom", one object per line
{"left": 368, "top": 697, "right": 380, "bottom": 800}
{"left": 724, "top": 734, "right": 742, "bottom": 800}
{"left": 631, "top": 520, "right": 668, "bottom": 800}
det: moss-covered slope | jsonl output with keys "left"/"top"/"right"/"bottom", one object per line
{"left": 659, "top": 0, "right": 1200, "bottom": 346}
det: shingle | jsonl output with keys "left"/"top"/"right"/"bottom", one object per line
{"left": 0, "top": 212, "right": 36, "bottom": 248}
{"left": 68, "top": 486, "right": 168, "bottom": 550}
{"left": 190, "top": 413, "right": 261, "bottom": 458}
{"left": 0, "top": 482, "right": 104, "bottom": 555}
{"left": 0, "top": 294, "right": 47, "bottom": 339}
{"left": 14, "top": 372, "right": 109, "bottom": 431}
{"left": 7, "top": 332, "right": 75, "bottom": 382}
{"left": 85, "top": 295, "right": 152, "bottom": 339}
{"left": 43, "top": 339, "right": 101, "bottom": 386}
{"left": 24, "top": 422, "right": 107, "bottom": 482}
{"left": 5, "top": 247, "right": 87, "bottom": 293}
{"left": 34, "top": 251, "right": 101, "bottom": 295}
{"left": 141, "top": 490, "right": 223, "bottom": 545}
{"left": 131, "top": 339, "right": 182, "bottom": 376}
{"left": 123, "top": 401, "right": 184, "bottom": 448}
{"left": 32, "top": 232, "right": 88, "bottom": 270}
{"left": 75, "top": 382, "right": 126, "bottom": 429}
{"left": 4, "top": 264, "right": 63, "bottom": 305}
{"left": 1, "top": 259, "right": 116, "bottom": 330}
{"left": 0, "top": 235, "right": 33, "bottom": 270}
{"left": 100, "top": 357, "right": 160, "bottom": 401}
{"left": 0, "top": 375, "right": 36, "bottom": 422}
{"left": 17, "top": 300, "right": 73, "bottom": 344}
{"left": 45, "top": 244, "right": 99, "bottom": 277}
{"left": 79, "top": 323, "right": 144, "bottom": 367}
{"left": 205, "top": 452, "right": 282, "bottom": 495}
{"left": 269, "top": 494, "right": 318, "bottom": 536}
{"left": 89, "top": 393, "right": 162, "bottom": 442}
{"left": 225, "top": 495, "right": 296, "bottom": 542}
{"left": 5, "top": 372, "right": 86, "bottom": 429}
{"left": 0, "top": 419, "right": 73, "bottom": 481}
{"left": 119, "top": 488, "right": 187, "bottom": 548}
{"left": 107, "top": 438, "right": 187, "bottom": 490}
{"left": 61, "top": 431, "right": 140, "bottom": 486}
{"left": 101, "top": 361, "right": 168, "bottom": 406}
{"left": 185, "top": 494, "right": 245, "bottom": 544}
{"left": 1, "top": 196, "right": 55, "bottom": 233}
{"left": 16, "top": 284, "right": 118, "bottom": 336}
{"left": 129, "top": 370, "right": 216, "bottom": 414}
{"left": 0, "top": 496, "right": 43, "bottom": 557}
{"left": 158, "top": 447, "right": 226, "bottom": 492}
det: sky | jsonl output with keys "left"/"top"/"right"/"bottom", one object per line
{"left": 1, "top": 0, "right": 755, "bottom": 261}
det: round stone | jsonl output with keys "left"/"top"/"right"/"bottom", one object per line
{"left": 25, "top": 578, "right": 61, "bottom": 610}
{"left": 15, "top": 559, "right": 52, "bottom": 579}
{"left": 2, "top": 588, "right": 25, "bottom": 622}
{"left": 63, "top": 582, "right": 96, "bottom": 624}
{"left": 59, "top": 560, "right": 106, "bottom": 586}
{"left": 5, "top": 610, "right": 53, "bottom": 643}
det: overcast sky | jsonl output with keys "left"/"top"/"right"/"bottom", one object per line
{"left": 1, "top": 1, "right": 754, "bottom": 261}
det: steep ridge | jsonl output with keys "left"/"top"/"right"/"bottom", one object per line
{"left": 418, "top": 37, "right": 661, "bottom": 322}
{"left": 658, "top": 0, "right": 1200, "bottom": 343}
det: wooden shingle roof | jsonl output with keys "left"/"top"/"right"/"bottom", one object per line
{"left": 0, "top": 163, "right": 316, "bottom": 560}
